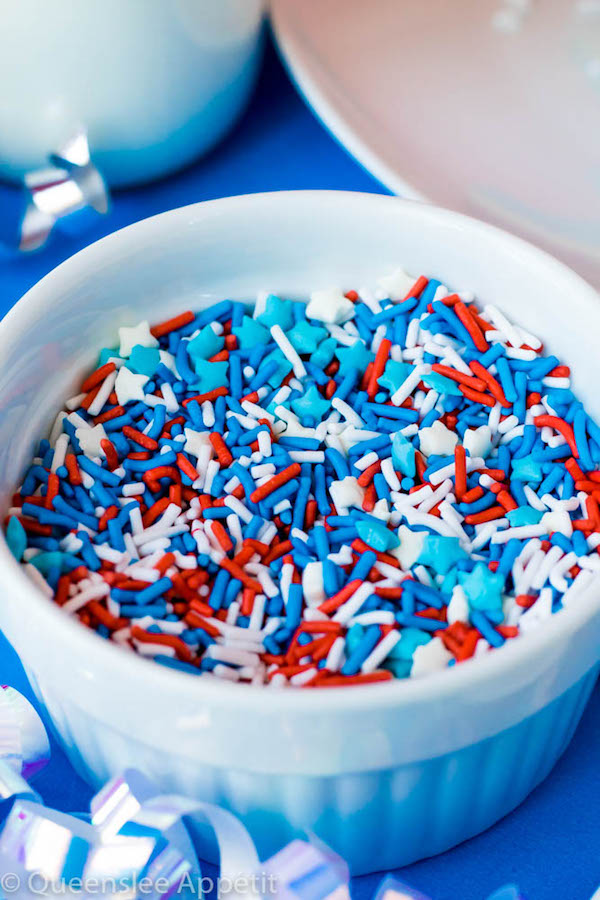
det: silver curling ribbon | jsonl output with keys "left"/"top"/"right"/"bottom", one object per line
{"left": 90, "top": 769, "right": 200, "bottom": 897}
{"left": 486, "top": 888, "right": 528, "bottom": 900}
{"left": 92, "top": 772, "right": 261, "bottom": 900}
{"left": 373, "top": 877, "right": 433, "bottom": 900}
{"left": 0, "top": 799, "right": 160, "bottom": 900}
{"left": 0, "top": 687, "right": 50, "bottom": 802}
{"left": 0, "top": 767, "right": 357, "bottom": 900}
{"left": 261, "top": 838, "right": 350, "bottom": 900}
{"left": 18, "top": 130, "right": 109, "bottom": 252}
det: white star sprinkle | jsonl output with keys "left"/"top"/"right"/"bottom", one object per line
{"left": 390, "top": 525, "right": 425, "bottom": 570}
{"left": 419, "top": 421, "right": 458, "bottom": 458}
{"left": 410, "top": 637, "right": 453, "bottom": 677}
{"left": 184, "top": 428, "right": 212, "bottom": 459}
{"left": 302, "top": 561, "right": 326, "bottom": 607}
{"left": 75, "top": 423, "right": 108, "bottom": 458}
{"left": 114, "top": 367, "right": 148, "bottom": 405}
{"left": 463, "top": 425, "right": 493, "bottom": 459}
{"left": 329, "top": 476, "right": 364, "bottom": 512}
{"left": 159, "top": 349, "right": 179, "bottom": 377}
{"left": 377, "top": 268, "right": 418, "bottom": 301}
{"left": 306, "top": 288, "right": 355, "bottom": 325}
{"left": 447, "top": 585, "right": 470, "bottom": 624}
{"left": 118, "top": 321, "right": 158, "bottom": 358}
{"left": 541, "top": 509, "right": 573, "bottom": 538}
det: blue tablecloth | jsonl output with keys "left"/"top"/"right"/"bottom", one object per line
{"left": 0, "top": 39, "right": 598, "bottom": 900}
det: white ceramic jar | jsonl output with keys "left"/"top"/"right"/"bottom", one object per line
{"left": 0, "top": 0, "right": 265, "bottom": 187}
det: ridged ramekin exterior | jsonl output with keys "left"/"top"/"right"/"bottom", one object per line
{"left": 26, "top": 665, "right": 597, "bottom": 875}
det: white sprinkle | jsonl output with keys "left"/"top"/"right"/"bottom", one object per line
{"left": 447, "top": 585, "right": 469, "bottom": 624}
{"left": 290, "top": 667, "right": 318, "bottom": 686}
{"left": 488, "top": 403, "right": 502, "bottom": 432}
{"left": 357, "top": 285, "right": 382, "bottom": 314}
{"left": 306, "top": 288, "right": 354, "bottom": 325}
{"left": 258, "top": 522, "right": 278, "bottom": 545}
{"left": 483, "top": 305, "right": 522, "bottom": 348}
{"left": 95, "top": 545, "right": 126, "bottom": 564}
{"left": 251, "top": 463, "right": 276, "bottom": 479}
{"left": 562, "top": 569, "right": 595, "bottom": 607}
{"left": 331, "top": 397, "right": 364, "bottom": 427}
{"left": 288, "top": 451, "right": 326, "bottom": 463}
{"left": 226, "top": 601, "right": 240, "bottom": 626}
{"left": 248, "top": 593, "right": 266, "bottom": 631}
{"left": 136, "top": 642, "right": 176, "bottom": 658}
{"left": 497, "top": 414, "right": 519, "bottom": 434}
{"left": 522, "top": 485, "right": 548, "bottom": 512}
{"left": 119, "top": 321, "right": 158, "bottom": 357}
{"left": 203, "top": 459, "right": 220, "bottom": 495}
{"left": 87, "top": 370, "right": 118, "bottom": 417}
{"left": 135, "top": 524, "right": 188, "bottom": 548}
{"left": 439, "top": 501, "right": 472, "bottom": 547}
{"left": 491, "top": 524, "right": 548, "bottom": 544}
{"left": 325, "top": 636, "right": 346, "bottom": 672}
{"left": 333, "top": 583, "right": 374, "bottom": 625}
{"left": 355, "top": 451, "right": 379, "bottom": 472}
{"left": 506, "top": 347, "right": 537, "bottom": 361}
{"left": 418, "top": 420, "right": 458, "bottom": 458}
{"left": 49, "top": 411, "right": 68, "bottom": 447}
{"left": 224, "top": 495, "right": 253, "bottom": 523}
{"left": 440, "top": 345, "right": 472, "bottom": 375}
{"left": 403, "top": 508, "right": 457, "bottom": 537}
{"left": 243, "top": 400, "right": 275, "bottom": 422}
{"left": 226, "top": 514, "right": 243, "bottom": 552}
{"left": 302, "top": 561, "right": 326, "bottom": 607}
{"left": 206, "top": 645, "right": 261, "bottom": 667}
{"left": 51, "top": 433, "right": 70, "bottom": 472}
{"left": 417, "top": 479, "right": 453, "bottom": 514}
{"left": 269, "top": 324, "right": 306, "bottom": 378}
{"left": 542, "top": 376, "right": 570, "bottom": 389}
{"left": 500, "top": 425, "right": 525, "bottom": 444}
{"left": 419, "top": 389, "right": 439, "bottom": 419}
{"left": 377, "top": 267, "right": 417, "bottom": 301}
{"left": 62, "top": 582, "right": 110, "bottom": 614}
{"left": 410, "top": 637, "right": 452, "bottom": 677}
{"left": 429, "top": 456, "right": 485, "bottom": 486}
{"left": 160, "top": 381, "right": 179, "bottom": 414}
{"left": 75, "top": 423, "right": 108, "bottom": 459}
{"left": 257, "top": 429, "right": 272, "bottom": 457}
{"left": 392, "top": 484, "right": 432, "bottom": 509}
{"left": 361, "top": 630, "right": 401, "bottom": 673}
{"left": 381, "top": 457, "right": 401, "bottom": 492}
{"left": 65, "top": 392, "right": 86, "bottom": 411}
{"left": 122, "top": 482, "right": 145, "bottom": 497}
{"left": 201, "top": 401, "right": 215, "bottom": 427}
{"left": 531, "top": 546, "right": 564, "bottom": 591}
{"left": 391, "top": 364, "right": 429, "bottom": 407}
{"left": 212, "top": 665, "right": 241, "bottom": 682}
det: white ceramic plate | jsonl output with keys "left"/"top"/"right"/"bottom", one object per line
{"left": 271, "top": 0, "right": 600, "bottom": 285}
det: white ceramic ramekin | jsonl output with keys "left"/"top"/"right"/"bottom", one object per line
{"left": 0, "top": 0, "right": 264, "bottom": 187}
{"left": 0, "top": 192, "right": 598, "bottom": 875}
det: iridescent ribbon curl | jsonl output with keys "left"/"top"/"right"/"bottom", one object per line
{"left": 16, "top": 131, "right": 109, "bottom": 252}
{"left": 0, "top": 763, "right": 350, "bottom": 900}
{"left": 0, "top": 685, "right": 50, "bottom": 802}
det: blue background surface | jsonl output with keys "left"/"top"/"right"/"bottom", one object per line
{"left": 0, "top": 39, "right": 598, "bottom": 900}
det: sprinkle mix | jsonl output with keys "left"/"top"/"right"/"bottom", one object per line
{"left": 5, "top": 270, "right": 600, "bottom": 687}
